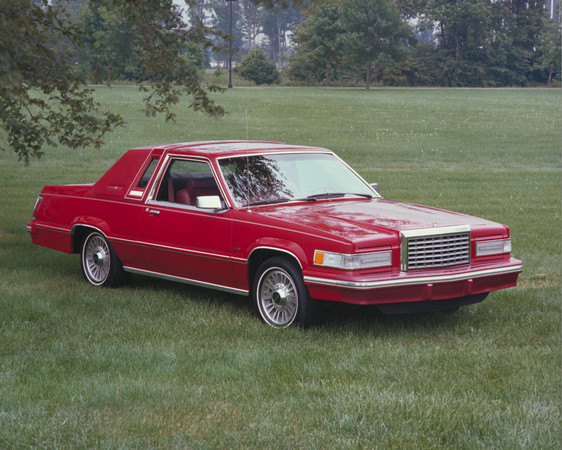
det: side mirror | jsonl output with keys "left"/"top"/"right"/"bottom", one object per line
{"left": 370, "top": 183, "right": 380, "bottom": 195}
{"left": 196, "top": 195, "right": 222, "bottom": 209}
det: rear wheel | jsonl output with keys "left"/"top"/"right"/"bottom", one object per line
{"left": 81, "top": 231, "right": 124, "bottom": 287}
{"left": 253, "top": 257, "right": 317, "bottom": 328}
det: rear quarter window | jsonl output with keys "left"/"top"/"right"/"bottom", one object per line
{"left": 137, "top": 158, "right": 159, "bottom": 188}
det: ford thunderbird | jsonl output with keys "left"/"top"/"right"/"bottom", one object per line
{"left": 27, "top": 141, "right": 522, "bottom": 327}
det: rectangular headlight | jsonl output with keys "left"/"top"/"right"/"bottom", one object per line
{"left": 314, "top": 250, "right": 392, "bottom": 270}
{"left": 475, "top": 239, "right": 511, "bottom": 257}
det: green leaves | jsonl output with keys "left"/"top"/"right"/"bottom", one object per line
{"left": 0, "top": 1, "right": 124, "bottom": 164}
{"left": 0, "top": 0, "right": 225, "bottom": 164}
{"left": 291, "top": 0, "right": 411, "bottom": 89}
{"left": 236, "top": 49, "right": 281, "bottom": 85}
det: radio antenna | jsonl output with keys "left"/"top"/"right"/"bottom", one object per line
{"left": 245, "top": 107, "right": 249, "bottom": 141}
{"left": 245, "top": 107, "right": 251, "bottom": 211}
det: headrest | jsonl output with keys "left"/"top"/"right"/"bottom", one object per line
{"left": 186, "top": 173, "right": 216, "bottom": 190}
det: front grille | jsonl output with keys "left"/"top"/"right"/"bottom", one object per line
{"left": 401, "top": 227, "right": 471, "bottom": 270}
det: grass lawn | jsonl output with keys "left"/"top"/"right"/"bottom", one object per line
{"left": 1, "top": 87, "right": 560, "bottom": 448}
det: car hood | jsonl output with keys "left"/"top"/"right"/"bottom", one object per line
{"left": 253, "top": 198, "right": 500, "bottom": 244}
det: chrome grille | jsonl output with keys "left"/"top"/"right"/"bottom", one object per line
{"left": 401, "top": 227, "right": 471, "bottom": 271}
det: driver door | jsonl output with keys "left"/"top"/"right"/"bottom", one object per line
{"left": 137, "top": 157, "right": 234, "bottom": 289}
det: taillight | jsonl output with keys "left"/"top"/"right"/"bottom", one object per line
{"left": 32, "top": 196, "right": 43, "bottom": 220}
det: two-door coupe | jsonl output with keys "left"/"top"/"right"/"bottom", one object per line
{"left": 27, "top": 141, "right": 523, "bottom": 327}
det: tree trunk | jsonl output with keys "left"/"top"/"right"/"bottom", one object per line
{"left": 547, "top": 63, "right": 553, "bottom": 87}
{"left": 106, "top": 64, "right": 112, "bottom": 88}
{"left": 365, "top": 65, "right": 371, "bottom": 91}
{"left": 277, "top": 13, "right": 282, "bottom": 68}
{"left": 454, "top": 31, "right": 460, "bottom": 60}
{"left": 325, "top": 67, "right": 330, "bottom": 87}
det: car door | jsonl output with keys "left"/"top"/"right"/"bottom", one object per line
{"left": 137, "top": 157, "right": 235, "bottom": 289}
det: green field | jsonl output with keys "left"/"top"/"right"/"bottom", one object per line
{"left": 1, "top": 87, "right": 560, "bottom": 448}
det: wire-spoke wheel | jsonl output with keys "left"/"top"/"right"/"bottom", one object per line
{"left": 81, "top": 231, "right": 124, "bottom": 287}
{"left": 253, "top": 257, "right": 317, "bottom": 328}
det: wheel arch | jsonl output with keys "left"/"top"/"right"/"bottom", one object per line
{"left": 70, "top": 219, "right": 110, "bottom": 254}
{"left": 247, "top": 243, "right": 307, "bottom": 290}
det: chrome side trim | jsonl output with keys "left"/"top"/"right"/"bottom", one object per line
{"left": 303, "top": 264, "right": 523, "bottom": 290}
{"left": 36, "top": 223, "right": 71, "bottom": 234}
{"left": 71, "top": 223, "right": 105, "bottom": 239}
{"left": 123, "top": 266, "right": 249, "bottom": 296}
{"left": 147, "top": 153, "right": 232, "bottom": 209}
{"left": 247, "top": 246, "right": 303, "bottom": 268}
{"left": 32, "top": 196, "right": 43, "bottom": 220}
{"left": 110, "top": 236, "right": 231, "bottom": 262}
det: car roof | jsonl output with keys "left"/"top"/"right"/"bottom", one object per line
{"left": 132, "top": 140, "right": 332, "bottom": 158}
{"left": 93, "top": 141, "right": 334, "bottom": 200}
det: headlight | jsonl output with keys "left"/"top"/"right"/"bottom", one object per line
{"left": 475, "top": 239, "right": 511, "bottom": 257}
{"left": 314, "top": 250, "right": 392, "bottom": 270}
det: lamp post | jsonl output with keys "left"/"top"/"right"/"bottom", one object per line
{"left": 226, "top": 0, "right": 236, "bottom": 89}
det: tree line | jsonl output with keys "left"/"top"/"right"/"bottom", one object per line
{"left": 70, "top": 0, "right": 561, "bottom": 89}
{"left": 291, "top": 0, "right": 561, "bottom": 88}
{"left": 0, "top": 0, "right": 559, "bottom": 163}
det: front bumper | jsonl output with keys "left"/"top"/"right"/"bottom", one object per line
{"left": 304, "top": 258, "right": 523, "bottom": 305}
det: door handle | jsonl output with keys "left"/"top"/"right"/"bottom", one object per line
{"left": 147, "top": 209, "right": 160, "bottom": 216}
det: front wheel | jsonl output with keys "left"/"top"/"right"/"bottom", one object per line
{"left": 81, "top": 231, "right": 125, "bottom": 287}
{"left": 253, "top": 257, "right": 317, "bottom": 328}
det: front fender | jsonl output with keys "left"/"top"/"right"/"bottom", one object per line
{"left": 249, "top": 237, "right": 309, "bottom": 269}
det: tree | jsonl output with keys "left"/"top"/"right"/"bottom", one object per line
{"left": 207, "top": 0, "right": 243, "bottom": 68}
{"left": 261, "top": 5, "right": 302, "bottom": 67}
{"left": 340, "top": 0, "right": 411, "bottom": 90}
{"left": 239, "top": 0, "right": 266, "bottom": 51}
{"left": 411, "top": 0, "right": 560, "bottom": 86}
{"left": 236, "top": 48, "right": 280, "bottom": 84}
{"left": 0, "top": 0, "right": 225, "bottom": 164}
{"left": 537, "top": 10, "right": 561, "bottom": 86}
{"left": 78, "top": 0, "right": 140, "bottom": 86}
{"left": 292, "top": 2, "right": 345, "bottom": 86}
{"left": 0, "top": 0, "right": 125, "bottom": 164}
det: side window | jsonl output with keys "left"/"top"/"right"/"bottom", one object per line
{"left": 156, "top": 159, "right": 223, "bottom": 208}
{"left": 137, "top": 158, "right": 159, "bottom": 188}
{"left": 127, "top": 157, "right": 159, "bottom": 199}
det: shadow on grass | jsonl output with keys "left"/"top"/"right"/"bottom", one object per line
{"left": 22, "top": 248, "right": 473, "bottom": 336}
{"left": 121, "top": 274, "right": 465, "bottom": 334}
{"left": 318, "top": 300, "right": 465, "bottom": 333}
{"left": 123, "top": 273, "right": 255, "bottom": 315}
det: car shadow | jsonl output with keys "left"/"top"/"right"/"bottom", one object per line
{"left": 317, "top": 300, "right": 466, "bottom": 333}
{"left": 120, "top": 274, "right": 466, "bottom": 333}
{"left": 123, "top": 274, "right": 255, "bottom": 315}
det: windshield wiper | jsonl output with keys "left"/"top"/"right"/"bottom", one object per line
{"left": 248, "top": 193, "right": 372, "bottom": 207}
{"left": 247, "top": 197, "right": 291, "bottom": 206}
{"left": 247, "top": 196, "right": 320, "bottom": 206}
{"left": 307, "top": 192, "right": 373, "bottom": 200}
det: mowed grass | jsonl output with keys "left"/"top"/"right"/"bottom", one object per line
{"left": 1, "top": 87, "right": 560, "bottom": 448}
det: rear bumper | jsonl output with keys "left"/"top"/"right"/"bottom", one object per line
{"left": 304, "top": 258, "right": 523, "bottom": 306}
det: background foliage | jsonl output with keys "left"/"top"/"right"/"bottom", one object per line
{"left": 290, "top": 0, "right": 561, "bottom": 87}
{"left": 235, "top": 48, "right": 281, "bottom": 84}
{"left": 1, "top": 0, "right": 560, "bottom": 162}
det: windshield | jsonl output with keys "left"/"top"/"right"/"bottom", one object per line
{"left": 218, "top": 152, "right": 375, "bottom": 207}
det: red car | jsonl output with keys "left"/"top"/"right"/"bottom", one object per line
{"left": 27, "top": 141, "right": 522, "bottom": 328}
